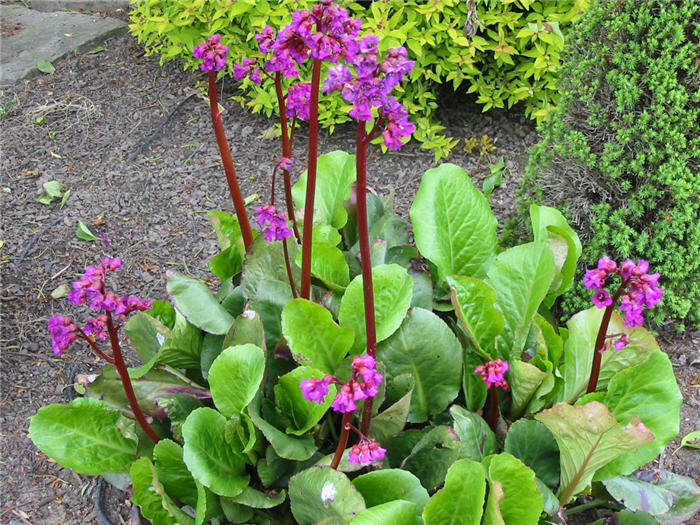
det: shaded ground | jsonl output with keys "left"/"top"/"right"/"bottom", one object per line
{"left": 1, "top": 13, "right": 698, "bottom": 525}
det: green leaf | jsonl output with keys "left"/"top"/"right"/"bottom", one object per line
{"left": 200, "top": 333, "right": 224, "bottom": 380}
{"left": 75, "top": 220, "right": 98, "bottom": 241}
{"left": 289, "top": 467, "right": 366, "bottom": 525}
{"left": 402, "top": 426, "right": 462, "bottom": 491}
{"left": 681, "top": 430, "right": 700, "bottom": 449}
{"left": 209, "top": 245, "right": 243, "bottom": 282}
{"left": 248, "top": 395, "right": 317, "bottom": 461}
{"left": 594, "top": 351, "right": 682, "bottom": 480}
{"left": 226, "top": 486, "right": 287, "bottom": 509}
{"left": 504, "top": 419, "right": 560, "bottom": 489}
{"left": 484, "top": 242, "right": 555, "bottom": 360}
{"left": 410, "top": 163, "right": 497, "bottom": 279}
{"left": 352, "top": 500, "right": 416, "bottom": 525}
{"left": 603, "top": 475, "right": 673, "bottom": 516}
{"left": 131, "top": 457, "right": 195, "bottom": 525}
{"left": 274, "top": 366, "right": 337, "bottom": 435}
{"left": 208, "top": 344, "right": 265, "bottom": 417}
{"left": 282, "top": 298, "right": 354, "bottom": 375}
{"left": 223, "top": 309, "right": 265, "bottom": 350}
{"left": 182, "top": 408, "right": 250, "bottom": 498}
{"left": 125, "top": 312, "right": 171, "bottom": 365}
{"left": 37, "top": 59, "right": 55, "bottom": 74}
{"left": 463, "top": 352, "right": 488, "bottom": 412}
{"left": 369, "top": 389, "right": 413, "bottom": 445}
{"left": 43, "top": 180, "right": 64, "bottom": 197}
{"left": 447, "top": 275, "right": 504, "bottom": 358}
{"left": 167, "top": 270, "right": 234, "bottom": 335}
{"left": 508, "top": 359, "right": 548, "bottom": 419}
{"left": 292, "top": 150, "right": 356, "bottom": 229}
{"left": 242, "top": 236, "right": 299, "bottom": 301}
{"left": 155, "top": 310, "right": 202, "bottom": 369}
{"left": 556, "top": 308, "right": 660, "bottom": 404}
{"left": 353, "top": 469, "right": 428, "bottom": 520}
{"left": 529, "top": 204, "right": 582, "bottom": 305}
{"left": 50, "top": 284, "right": 69, "bottom": 299}
{"left": 482, "top": 453, "right": 543, "bottom": 525}
{"left": 59, "top": 189, "right": 70, "bottom": 208}
{"left": 450, "top": 405, "right": 497, "bottom": 462}
{"left": 652, "top": 470, "right": 700, "bottom": 524}
{"left": 423, "top": 458, "right": 486, "bottom": 525}
{"left": 194, "top": 480, "right": 223, "bottom": 525}
{"left": 535, "top": 401, "right": 655, "bottom": 504}
{"left": 153, "top": 439, "right": 198, "bottom": 508}
{"left": 294, "top": 241, "right": 349, "bottom": 290}
{"left": 339, "top": 264, "right": 413, "bottom": 354}
{"left": 28, "top": 398, "right": 136, "bottom": 475}
{"left": 377, "top": 308, "right": 462, "bottom": 422}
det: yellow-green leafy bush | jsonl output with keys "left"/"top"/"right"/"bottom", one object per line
{"left": 520, "top": 0, "right": 700, "bottom": 328}
{"left": 129, "top": 0, "right": 587, "bottom": 159}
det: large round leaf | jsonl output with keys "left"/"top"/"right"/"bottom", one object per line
{"left": 208, "top": 344, "right": 265, "bottom": 417}
{"left": 339, "top": 264, "right": 413, "bottom": 354}
{"left": 288, "top": 467, "right": 366, "bottom": 525}
{"left": 410, "top": 163, "right": 497, "bottom": 279}
{"left": 131, "top": 457, "right": 195, "bottom": 525}
{"left": 166, "top": 270, "right": 234, "bottom": 334}
{"left": 482, "top": 453, "right": 543, "bottom": 524}
{"left": 274, "top": 366, "right": 337, "bottom": 435}
{"left": 504, "top": 419, "right": 560, "bottom": 489}
{"left": 423, "top": 458, "right": 486, "bottom": 525}
{"left": 282, "top": 298, "right": 354, "bottom": 375}
{"left": 353, "top": 469, "right": 429, "bottom": 519}
{"left": 153, "top": 439, "right": 198, "bottom": 508}
{"left": 28, "top": 398, "right": 136, "bottom": 475}
{"left": 351, "top": 500, "right": 416, "bottom": 525}
{"left": 294, "top": 242, "right": 350, "bottom": 291}
{"left": 182, "top": 408, "right": 249, "bottom": 498}
{"left": 377, "top": 308, "right": 462, "bottom": 422}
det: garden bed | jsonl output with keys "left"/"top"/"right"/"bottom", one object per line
{"left": 0, "top": 19, "right": 698, "bottom": 524}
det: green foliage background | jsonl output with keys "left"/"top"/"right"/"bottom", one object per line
{"left": 129, "top": 0, "right": 587, "bottom": 159}
{"left": 519, "top": 0, "right": 700, "bottom": 328}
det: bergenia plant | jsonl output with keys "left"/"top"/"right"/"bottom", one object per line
{"left": 28, "top": 1, "right": 699, "bottom": 524}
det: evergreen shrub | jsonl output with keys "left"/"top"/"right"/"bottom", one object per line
{"left": 520, "top": 0, "right": 700, "bottom": 328}
{"left": 129, "top": 0, "right": 587, "bottom": 158}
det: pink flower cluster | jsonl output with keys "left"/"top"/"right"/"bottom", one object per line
{"left": 47, "top": 258, "right": 152, "bottom": 355}
{"left": 255, "top": 205, "right": 292, "bottom": 242}
{"left": 474, "top": 359, "right": 509, "bottom": 389}
{"left": 584, "top": 256, "right": 663, "bottom": 328}
{"left": 193, "top": 34, "right": 228, "bottom": 72}
{"left": 233, "top": 57, "right": 262, "bottom": 84}
{"left": 300, "top": 354, "right": 383, "bottom": 414}
{"left": 348, "top": 438, "right": 386, "bottom": 465}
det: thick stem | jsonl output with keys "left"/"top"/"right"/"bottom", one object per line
{"left": 586, "top": 283, "right": 626, "bottom": 394}
{"left": 356, "top": 124, "right": 378, "bottom": 436}
{"left": 299, "top": 59, "right": 322, "bottom": 299}
{"left": 274, "top": 72, "right": 300, "bottom": 242}
{"left": 105, "top": 313, "right": 160, "bottom": 443}
{"left": 282, "top": 238, "right": 298, "bottom": 299}
{"left": 207, "top": 70, "right": 254, "bottom": 251}
{"left": 487, "top": 386, "right": 499, "bottom": 431}
{"left": 330, "top": 412, "right": 352, "bottom": 469}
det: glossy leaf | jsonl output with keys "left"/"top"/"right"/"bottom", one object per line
{"left": 377, "top": 308, "right": 462, "bottom": 422}
{"left": 410, "top": 163, "right": 498, "bottom": 279}
{"left": 248, "top": 396, "right": 317, "bottom": 461}
{"left": 353, "top": 469, "right": 428, "bottom": 520}
{"left": 200, "top": 333, "right": 224, "bottom": 380}
{"left": 167, "top": 270, "right": 233, "bottom": 335}
{"left": 536, "top": 401, "right": 655, "bottom": 504}
{"left": 508, "top": 359, "right": 548, "bottom": 419}
{"left": 653, "top": 470, "right": 700, "bottom": 524}
{"left": 352, "top": 500, "right": 416, "bottom": 525}
{"left": 156, "top": 310, "right": 202, "bottom": 370}
{"left": 294, "top": 242, "right": 349, "bottom": 290}
{"left": 604, "top": 475, "right": 673, "bottom": 516}
{"left": 125, "top": 312, "right": 170, "bottom": 364}
{"left": 275, "top": 366, "right": 336, "bottom": 435}
{"left": 182, "top": 408, "right": 249, "bottom": 498}
{"left": 292, "top": 150, "right": 356, "bottom": 229}
{"left": 223, "top": 309, "right": 265, "bottom": 350}
{"left": 594, "top": 351, "right": 682, "bottom": 481}
{"left": 447, "top": 274, "right": 503, "bottom": 358}
{"left": 227, "top": 486, "right": 287, "bottom": 509}
{"left": 339, "top": 264, "right": 413, "bottom": 354}
{"left": 241, "top": 236, "right": 299, "bottom": 301}
{"left": 504, "top": 419, "right": 560, "bottom": 489}
{"left": 282, "top": 298, "right": 354, "bottom": 375}
{"left": 153, "top": 438, "right": 198, "bottom": 508}
{"left": 484, "top": 242, "right": 555, "bottom": 360}
{"left": 402, "top": 426, "right": 462, "bottom": 491}
{"left": 28, "top": 398, "right": 136, "bottom": 475}
{"left": 450, "top": 405, "right": 497, "bottom": 462}
{"left": 423, "top": 458, "right": 486, "bottom": 525}
{"left": 288, "top": 467, "right": 366, "bottom": 525}
{"left": 131, "top": 457, "right": 194, "bottom": 525}
{"left": 482, "top": 453, "right": 543, "bottom": 525}
{"left": 208, "top": 344, "right": 265, "bottom": 417}
{"left": 369, "top": 389, "right": 413, "bottom": 445}
{"left": 463, "top": 352, "right": 488, "bottom": 412}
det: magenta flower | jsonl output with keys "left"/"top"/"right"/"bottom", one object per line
{"left": 475, "top": 359, "right": 509, "bottom": 389}
{"left": 348, "top": 438, "right": 386, "bottom": 465}
{"left": 592, "top": 289, "right": 613, "bottom": 308}
{"left": 193, "top": 34, "right": 228, "bottom": 72}
{"left": 278, "top": 157, "right": 294, "bottom": 171}
{"left": 83, "top": 314, "right": 108, "bottom": 341}
{"left": 380, "top": 97, "right": 415, "bottom": 150}
{"left": 583, "top": 268, "right": 607, "bottom": 290}
{"left": 255, "top": 204, "right": 292, "bottom": 242}
{"left": 233, "top": 57, "right": 263, "bottom": 84}
{"left": 47, "top": 315, "right": 79, "bottom": 355}
{"left": 331, "top": 383, "right": 357, "bottom": 413}
{"left": 286, "top": 82, "right": 312, "bottom": 120}
{"left": 614, "top": 333, "right": 630, "bottom": 350}
{"left": 300, "top": 375, "right": 333, "bottom": 403}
